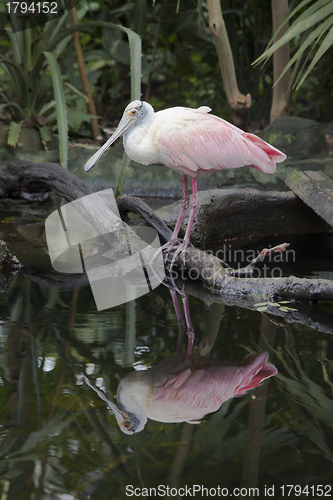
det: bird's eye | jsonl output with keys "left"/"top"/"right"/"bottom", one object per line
{"left": 123, "top": 420, "right": 131, "bottom": 429}
{"left": 131, "top": 110, "right": 137, "bottom": 116}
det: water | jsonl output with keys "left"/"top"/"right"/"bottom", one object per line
{"left": 0, "top": 200, "right": 333, "bottom": 499}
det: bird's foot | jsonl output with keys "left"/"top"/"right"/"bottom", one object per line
{"left": 169, "top": 240, "right": 190, "bottom": 268}
{"left": 150, "top": 239, "right": 181, "bottom": 265}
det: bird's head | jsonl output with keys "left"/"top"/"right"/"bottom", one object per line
{"left": 112, "top": 403, "right": 144, "bottom": 435}
{"left": 84, "top": 100, "right": 154, "bottom": 172}
{"left": 82, "top": 372, "right": 147, "bottom": 435}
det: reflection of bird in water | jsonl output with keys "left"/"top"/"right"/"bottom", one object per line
{"left": 84, "top": 101, "right": 286, "bottom": 262}
{"left": 82, "top": 352, "right": 277, "bottom": 435}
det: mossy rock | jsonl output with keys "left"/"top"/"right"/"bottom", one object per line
{"left": 262, "top": 116, "right": 327, "bottom": 158}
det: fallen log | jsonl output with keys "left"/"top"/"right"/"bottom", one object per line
{"left": 285, "top": 169, "right": 333, "bottom": 227}
{"left": 0, "top": 160, "right": 92, "bottom": 201}
{"left": 0, "top": 160, "right": 332, "bottom": 305}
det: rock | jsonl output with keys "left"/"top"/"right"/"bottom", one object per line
{"left": 262, "top": 116, "right": 327, "bottom": 158}
{"left": 155, "top": 188, "right": 330, "bottom": 246}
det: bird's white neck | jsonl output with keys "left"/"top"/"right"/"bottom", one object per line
{"left": 123, "top": 102, "right": 158, "bottom": 165}
{"left": 118, "top": 376, "right": 149, "bottom": 432}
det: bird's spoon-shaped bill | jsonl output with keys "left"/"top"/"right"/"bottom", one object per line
{"left": 84, "top": 114, "right": 133, "bottom": 172}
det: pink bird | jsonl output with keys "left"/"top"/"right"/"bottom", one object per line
{"left": 84, "top": 101, "right": 287, "bottom": 260}
{"left": 83, "top": 352, "right": 277, "bottom": 434}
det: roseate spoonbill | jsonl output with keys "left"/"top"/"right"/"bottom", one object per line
{"left": 84, "top": 101, "right": 287, "bottom": 261}
{"left": 82, "top": 352, "right": 277, "bottom": 434}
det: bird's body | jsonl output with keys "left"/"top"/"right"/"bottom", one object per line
{"left": 84, "top": 101, "right": 287, "bottom": 264}
{"left": 84, "top": 101, "right": 287, "bottom": 356}
{"left": 122, "top": 104, "right": 282, "bottom": 177}
{"left": 83, "top": 352, "right": 277, "bottom": 434}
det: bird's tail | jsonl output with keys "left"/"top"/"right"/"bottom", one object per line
{"left": 244, "top": 133, "right": 287, "bottom": 173}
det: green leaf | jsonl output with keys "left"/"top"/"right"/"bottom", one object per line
{"left": 47, "top": 12, "right": 70, "bottom": 46}
{"left": 272, "top": 14, "right": 333, "bottom": 87}
{"left": 67, "top": 99, "right": 99, "bottom": 132}
{"left": 0, "top": 102, "right": 25, "bottom": 121}
{"left": 44, "top": 52, "right": 68, "bottom": 168}
{"left": 54, "top": 35, "right": 72, "bottom": 58}
{"left": 254, "top": 302, "right": 269, "bottom": 307}
{"left": 24, "top": 26, "right": 33, "bottom": 75}
{"left": 296, "top": 24, "right": 333, "bottom": 88}
{"left": 63, "top": 82, "right": 88, "bottom": 101}
{"left": 279, "top": 306, "right": 298, "bottom": 312}
{"left": 38, "top": 125, "right": 52, "bottom": 144}
{"left": 0, "top": 56, "right": 30, "bottom": 108}
{"left": 272, "top": 0, "right": 331, "bottom": 43}
{"left": 46, "top": 21, "right": 142, "bottom": 194}
{"left": 254, "top": 1, "right": 333, "bottom": 65}
{"left": 256, "top": 306, "right": 268, "bottom": 312}
{"left": 45, "top": 21, "right": 141, "bottom": 100}
{"left": 289, "top": 0, "right": 332, "bottom": 28}
{"left": 39, "top": 100, "right": 57, "bottom": 116}
{"left": 8, "top": 121, "right": 24, "bottom": 147}
{"left": 0, "top": 62, "right": 20, "bottom": 96}
{"left": 131, "top": 0, "right": 148, "bottom": 37}
{"left": 4, "top": 27, "right": 23, "bottom": 64}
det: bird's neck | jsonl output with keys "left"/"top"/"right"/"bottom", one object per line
{"left": 123, "top": 108, "right": 157, "bottom": 165}
{"left": 118, "top": 376, "right": 149, "bottom": 432}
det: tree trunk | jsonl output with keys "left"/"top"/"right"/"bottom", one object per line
{"left": 270, "top": 0, "right": 291, "bottom": 122}
{"left": 207, "top": 0, "right": 251, "bottom": 130}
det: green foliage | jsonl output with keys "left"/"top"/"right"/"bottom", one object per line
{"left": 0, "top": 8, "right": 141, "bottom": 172}
{"left": 254, "top": 299, "right": 298, "bottom": 313}
{"left": 254, "top": 0, "right": 333, "bottom": 90}
{"left": 44, "top": 51, "right": 69, "bottom": 167}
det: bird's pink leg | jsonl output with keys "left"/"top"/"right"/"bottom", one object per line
{"left": 151, "top": 175, "right": 189, "bottom": 264}
{"left": 183, "top": 177, "right": 199, "bottom": 245}
{"left": 181, "top": 293, "right": 195, "bottom": 357}
{"left": 169, "top": 287, "right": 185, "bottom": 353}
{"left": 170, "top": 175, "right": 189, "bottom": 243}
{"left": 170, "top": 177, "right": 199, "bottom": 267}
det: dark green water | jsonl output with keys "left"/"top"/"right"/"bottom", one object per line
{"left": 0, "top": 200, "right": 333, "bottom": 500}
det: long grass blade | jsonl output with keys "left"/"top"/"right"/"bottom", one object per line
{"left": 5, "top": 27, "right": 23, "bottom": 64}
{"left": 0, "top": 56, "right": 30, "bottom": 108}
{"left": 46, "top": 21, "right": 141, "bottom": 100}
{"left": 24, "top": 25, "right": 33, "bottom": 77}
{"left": 0, "top": 62, "right": 20, "bottom": 96}
{"left": 272, "top": 14, "right": 333, "bottom": 87}
{"left": 296, "top": 24, "right": 333, "bottom": 88}
{"left": 254, "top": 1, "right": 333, "bottom": 65}
{"left": 44, "top": 51, "right": 68, "bottom": 168}
{"left": 267, "top": 0, "right": 331, "bottom": 50}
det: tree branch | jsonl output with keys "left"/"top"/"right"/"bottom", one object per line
{"left": 207, "top": 0, "right": 251, "bottom": 129}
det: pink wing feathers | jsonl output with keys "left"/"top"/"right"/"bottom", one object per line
{"left": 158, "top": 108, "right": 286, "bottom": 177}
{"left": 151, "top": 353, "right": 277, "bottom": 423}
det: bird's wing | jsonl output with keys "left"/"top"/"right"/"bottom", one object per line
{"left": 148, "top": 353, "right": 277, "bottom": 422}
{"left": 157, "top": 108, "right": 285, "bottom": 175}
